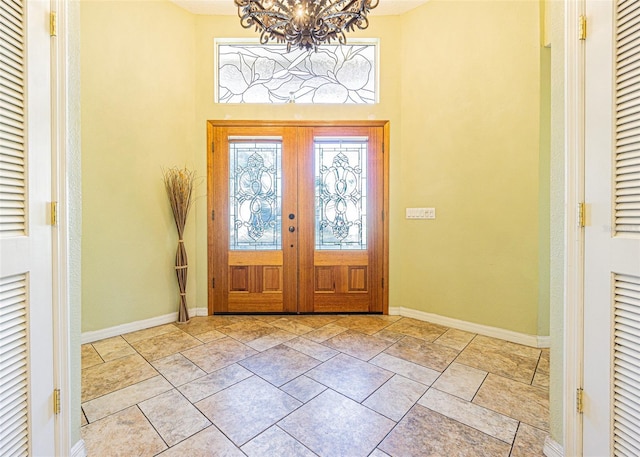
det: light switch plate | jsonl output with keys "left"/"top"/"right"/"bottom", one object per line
{"left": 406, "top": 208, "right": 436, "bottom": 219}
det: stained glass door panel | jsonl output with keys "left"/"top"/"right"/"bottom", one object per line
{"left": 210, "top": 126, "right": 298, "bottom": 313}
{"left": 298, "top": 127, "right": 384, "bottom": 313}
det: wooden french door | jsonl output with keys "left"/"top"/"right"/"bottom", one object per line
{"left": 208, "top": 121, "right": 388, "bottom": 314}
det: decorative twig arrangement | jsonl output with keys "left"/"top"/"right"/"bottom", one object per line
{"left": 163, "top": 167, "right": 195, "bottom": 324}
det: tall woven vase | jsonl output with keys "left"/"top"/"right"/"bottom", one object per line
{"left": 163, "top": 167, "right": 195, "bottom": 324}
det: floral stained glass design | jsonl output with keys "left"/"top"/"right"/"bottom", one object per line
{"left": 229, "top": 141, "right": 282, "bottom": 250}
{"left": 217, "top": 43, "right": 377, "bottom": 104}
{"left": 315, "top": 138, "right": 367, "bottom": 250}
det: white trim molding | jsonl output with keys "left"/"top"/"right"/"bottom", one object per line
{"left": 83, "top": 306, "right": 549, "bottom": 348}
{"left": 389, "top": 306, "right": 550, "bottom": 348}
{"left": 543, "top": 436, "right": 564, "bottom": 457}
{"left": 70, "top": 439, "right": 86, "bottom": 457}
{"left": 81, "top": 308, "right": 207, "bottom": 344}
{"left": 563, "top": 0, "right": 585, "bottom": 454}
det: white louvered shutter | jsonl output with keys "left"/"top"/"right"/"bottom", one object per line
{"left": 616, "top": 0, "right": 640, "bottom": 235}
{"left": 0, "top": 1, "right": 29, "bottom": 456}
{"left": 614, "top": 274, "right": 640, "bottom": 457}
{"left": 0, "top": 0, "right": 26, "bottom": 237}
{"left": 0, "top": 274, "right": 28, "bottom": 457}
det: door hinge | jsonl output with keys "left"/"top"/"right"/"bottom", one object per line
{"left": 578, "top": 202, "right": 586, "bottom": 228}
{"left": 211, "top": 210, "right": 215, "bottom": 221}
{"left": 50, "top": 201, "right": 58, "bottom": 226}
{"left": 50, "top": 11, "right": 57, "bottom": 36}
{"left": 53, "top": 389, "right": 61, "bottom": 415}
{"left": 212, "top": 278, "right": 215, "bottom": 288}
{"left": 576, "top": 387, "right": 584, "bottom": 414}
{"left": 579, "top": 15, "right": 587, "bottom": 40}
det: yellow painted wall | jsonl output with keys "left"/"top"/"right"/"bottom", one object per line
{"left": 398, "top": 0, "right": 542, "bottom": 334}
{"left": 80, "top": 0, "right": 546, "bottom": 338}
{"left": 81, "top": 0, "right": 196, "bottom": 331}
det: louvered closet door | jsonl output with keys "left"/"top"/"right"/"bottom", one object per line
{"left": 0, "top": 0, "right": 55, "bottom": 455}
{"left": 583, "top": 0, "right": 640, "bottom": 455}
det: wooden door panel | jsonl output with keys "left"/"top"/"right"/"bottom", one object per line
{"left": 208, "top": 121, "right": 388, "bottom": 315}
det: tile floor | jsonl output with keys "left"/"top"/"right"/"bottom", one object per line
{"left": 81, "top": 314, "right": 550, "bottom": 456}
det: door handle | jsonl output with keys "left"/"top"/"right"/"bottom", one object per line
{"left": 289, "top": 226, "right": 295, "bottom": 232}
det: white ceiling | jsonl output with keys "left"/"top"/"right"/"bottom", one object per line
{"left": 170, "top": 0, "right": 428, "bottom": 17}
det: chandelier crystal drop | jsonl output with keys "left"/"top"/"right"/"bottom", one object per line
{"left": 234, "top": 0, "right": 379, "bottom": 51}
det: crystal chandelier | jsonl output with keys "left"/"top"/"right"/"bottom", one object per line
{"left": 234, "top": 0, "right": 379, "bottom": 51}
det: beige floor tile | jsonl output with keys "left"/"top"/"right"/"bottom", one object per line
{"left": 218, "top": 320, "right": 279, "bottom": 342}
{"left": 333, "top": 315, "right": 391, "bottom": 335}
{"left": 432, "top": 362, "right": 487, "bottom": 401}
{"left": 179, "top": 316, "right": 229, "bottom": 336}
{"left": 91, "top": 336, "right": 136, "bottom": 361}
{"left": 385, "top": 318, "right": 448, "bottom": 342}
{"left": 369, "top": 352, "right": 440, "bottom": 386}
{"left": 196, "top": 376, "right": 301, "bottom": 446}
{"left": 379, "top": 405, "right": 511, "bottom": 457}
{"left": 280, "top": 375, "right": 327, "bottom": 402}
{"left": 511, "top": 423, "right": 549, "bottom": 456}
{"left": 473, "top": 374, "right": 549, "bottom": 431}
{"left": 245, "top": 328, "right": 297, "bottom": 351}
{"left": 178, "top": 363, "right": 253, "bottom": 403}
{"left": 434, "top": 328, "right": 476, "bottom": 350}
{"left": 418, "top": 388, "right": 518, "bottom": 443}
{"left": 372, "top": 328, "right": 406, "bottom": 343}
{"left": 384, "top": 336, "right": 459, "bottom": 371}
{"left": 81, "top": 409, "right": 88, "bottom": 426}
{"left": 121, "top": 323, "right": 179, "bottom": 344}
{"left": 139, "top": 389, "right": 211, "bottom": 447}
{"left": 181, "top": 337, "right": 257, "bottom": 373}
{"left": 81, "top": 344, "right": 103, "bottom": 369}
{"left": 472, "top": 335, "right": 541, "bottom": 359}
{"left": 82, "top": 375, "right": 173, "bottom": 422}
{"left": 306, "top": 353, "right": 393, "bottom": 402}
{"left": 455, "top": 341, "right": 539, "bottom": 384}
{"left": 279, "top": 389, "right": 395, "bottom": 457}
{"left": 238, "top": 345, "right": 321, "bottom": 386}
{"left": 292, "top": 315, "right": 341, "bottom": 328}
{"left": 283, "top": 336, "right": 339, "bottom": 361}
{"left": 194, "top": 328, "right": 227, "bottom": 343}
{"left": 369, "top": 449, "right": 391, "bottom": 457}
{"left": 151, "top": 353, "right": 207, "bottom": 386}
{"left": 81, "top": 406, "right": 167, "bottom": 457}
{"left": 363, "top": 374, "right": 428, "bottom": 421}
{"left": 81, "top": 353, "right": 158, "bottom": 402}
{"left": 129, "top": 329, "right": 202, "bottom": 361}
{"left": 242, "top": 426, "right": 316, "bottom": 457}
{"left": 270, "top": 318, "right": 315, "bottom": 335}
{"left": 304, "top": 323, "right": 347, "bottom": 342}
{"left": 156, "top": 426, "right": 244, "bottom": 457}
{"left": 324, "top": 330, "right": 392, "bottom": 361}
{"left": 533, "top": 370, "right": 550, "bottom": 388}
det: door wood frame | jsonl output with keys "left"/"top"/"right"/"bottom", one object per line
{"left": 206, "top": 120, "right": 390, "bottom": 315}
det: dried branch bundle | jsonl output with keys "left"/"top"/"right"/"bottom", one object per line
{"left": 163, "top": 167, "right": 195, "bottom": 324}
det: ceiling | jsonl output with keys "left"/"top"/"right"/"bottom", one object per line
{"left": 169, "top": 0, "right": 428, "bottom": 17}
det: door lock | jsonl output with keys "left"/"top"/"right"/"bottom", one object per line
{"left": 289, "top": 226, "right": 296, "bottom": 232}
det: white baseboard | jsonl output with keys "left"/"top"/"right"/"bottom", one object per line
{"left": 82, "top": 306, "right": 549, "bottom": 349}
{"left": 71, "top": 439, "right": 86, "bottom": 457}
{"left": 543, "top": 436, "right": 564, "bottom": 457}
{"left": 81, "top": 308, "right": 207, "bottom": 344}
{"left": 389, "top": 306, "right": 550, "bottom": 348}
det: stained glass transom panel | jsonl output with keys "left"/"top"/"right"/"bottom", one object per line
{"left": 315, "top": 138, "right": 367, "bottom": 250}
{"left": 216, "top": 42, "right": 377, "bottom": 104}
{"left": 229, "top": 140, "right": 282, "bottom": 250}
